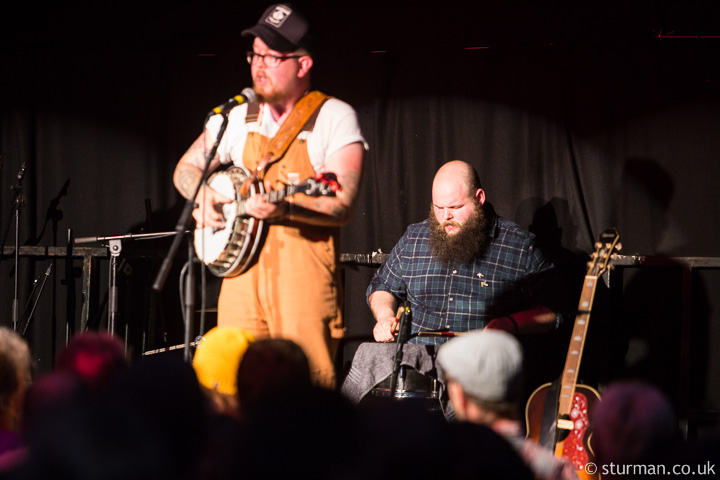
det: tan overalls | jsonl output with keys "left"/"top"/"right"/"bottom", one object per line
{"left": 217, "top": 99, "right": 344, "bottom": 389}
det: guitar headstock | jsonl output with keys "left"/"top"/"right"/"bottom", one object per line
{"left": 297, "top": 173, "right": 342, "bottom": 197}
{"left": 587, "top": 227, "right": 622, "bottom": 277}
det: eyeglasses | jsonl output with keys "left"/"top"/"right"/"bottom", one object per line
{"left": 246, "top": 51, "right": 304, "bottom": 68}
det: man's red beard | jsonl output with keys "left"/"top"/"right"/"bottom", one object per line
{"left": 253, "top": 75, "right": 292, "bottom": 105}
{"left": 428, "top": 202, "right": 490, "bottom": 265}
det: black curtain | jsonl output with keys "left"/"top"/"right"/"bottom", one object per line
{"left": 1, "top": 1, "right": 719, "bottom": 415}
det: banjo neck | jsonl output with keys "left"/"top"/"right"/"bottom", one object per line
{"left": 236, "top": 183, "right": 301, "bottom": 216}
{"left": 234, "top": 174, "right": 339, "bottom": 217}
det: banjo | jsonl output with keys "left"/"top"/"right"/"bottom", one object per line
{"left": 194, "top": 166, "right": 340, "bottom": 278}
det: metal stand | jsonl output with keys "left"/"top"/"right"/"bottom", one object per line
{"left": 183, "top": 240, "right": 195, "bottom": 362}
{"left": 76, "top": 231, "right": 182, "bottom": 337}
{"left": 389, "top": 302, "right": 411, "bottom": 396}
{"left": 152, "top": 112, "right": 230, "bottom": 362}
{"left": 10, "top": 163, "right": 27, "bottom": 332}
{"left": 19, "top": 263, "right": 52, "bottom": 337}
{"left": 2, "top": 244, "right": 108, "bottom": 337}
{"left": 107, "top": 239, "right": 121, "bottom": 335}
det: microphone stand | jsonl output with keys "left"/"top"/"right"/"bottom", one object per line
{"left": 20, "top": 263, "right": 52, "bottom": 337}
{"left": 152, "top": 113, "right": 230, "bottom": 362}
{"left": 11, "top": 163, "right": 27, "bottom": 332}
{"left": 388, "top": 302, "right": 412, "bottom": 397}
{"left": 76, "top": 231, "right": 183, "bottom": 338}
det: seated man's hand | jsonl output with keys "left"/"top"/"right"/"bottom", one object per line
{"left": 373, "top": 317, "right": 397, "bottom": 343}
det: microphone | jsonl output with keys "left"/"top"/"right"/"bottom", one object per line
{"left": 211, "top": 88, "right": 256, "bottom": 115}
{"left": 16, "top": 163, "right": 27, "bottom": 185}
{"left": 74, "top": 236, "right": 101, "bottom": 244}
{"left": 11, "top": 163, "right": 27, "bottom": 194}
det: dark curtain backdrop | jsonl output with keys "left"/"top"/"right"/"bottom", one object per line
{"left": 1, "top": 1, "right": 719, "bottom": 419}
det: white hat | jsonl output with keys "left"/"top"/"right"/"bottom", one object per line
{"left": 437, "top": 329, "right": 523, "bottom": 402}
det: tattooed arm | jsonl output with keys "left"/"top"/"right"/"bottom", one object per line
{"left": 244, "top": 141, "right": 364, "bottom": 227}
{"left": 173, "top": 133, "right": 231, "bottom": 228}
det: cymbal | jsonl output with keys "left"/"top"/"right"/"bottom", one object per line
{"left": 195, "top": 308, "right": 218, "bottom": 313}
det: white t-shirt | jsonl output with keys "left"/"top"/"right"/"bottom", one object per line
{"left": 206, "top": 97, "right": 368, "bottom": 173}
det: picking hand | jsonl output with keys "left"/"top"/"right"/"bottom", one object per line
{"left": 193, "top": 186, "right": 232, "bottom": 228}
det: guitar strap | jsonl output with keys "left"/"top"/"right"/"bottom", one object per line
{"left": 242, "top": 91, "right": 329, "bottom": 192}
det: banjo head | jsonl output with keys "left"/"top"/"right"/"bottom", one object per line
{"left": 194, "top": 167, "right": 265, "bottom": 277}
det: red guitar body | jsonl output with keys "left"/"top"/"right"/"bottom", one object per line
{"left": 526, "top": 383, "right": 601, "bottom": 480}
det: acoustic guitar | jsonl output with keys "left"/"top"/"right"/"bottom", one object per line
{"left": 525, "top": 227, "right": 621, "bottom": 480}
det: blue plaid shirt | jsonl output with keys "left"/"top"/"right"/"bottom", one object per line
{"left": 367, "top": 214, "right": 565, "bottom": 345}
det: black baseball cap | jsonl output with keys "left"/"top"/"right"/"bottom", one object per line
{"left": 241, "top": 4, "right": 313, "bottom": 54}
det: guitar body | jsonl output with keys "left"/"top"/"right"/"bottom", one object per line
{"left": 526, "top": 382, "right": 601, "bottom": 480}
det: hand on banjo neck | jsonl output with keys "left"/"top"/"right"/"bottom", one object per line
{"left": 241, "top": 181, "right": 289, "bottom": 221}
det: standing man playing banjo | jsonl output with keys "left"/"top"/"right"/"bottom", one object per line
{"left": 173, "top": 3, "right": 366, "bottom": 388}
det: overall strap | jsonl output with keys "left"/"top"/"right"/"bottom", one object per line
{"left": 240, "top": 91, "right": 328, "bottom": 193}
{"left": 256, "top": 91, "right": 328, "bottom": 175}
{"left": 245, "top": 102, "right": 260, "bottom": 124}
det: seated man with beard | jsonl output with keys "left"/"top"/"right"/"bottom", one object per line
{"left": 368, "top": 160, "right": 566, "bottom": 344}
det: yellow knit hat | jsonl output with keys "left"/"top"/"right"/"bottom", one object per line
{"left": 192, "top": 326, "right": 255, "bottom": 395}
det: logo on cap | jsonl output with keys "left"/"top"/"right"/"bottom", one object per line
{"left": 265, "top": 5, "right": 292, "bottom": 28}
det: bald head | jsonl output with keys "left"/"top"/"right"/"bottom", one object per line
{"left": 433, "top": 161, "right": 482, "bottom": 195}
{"left": 432, "top": 161, "right": 485, "bottom": 235}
